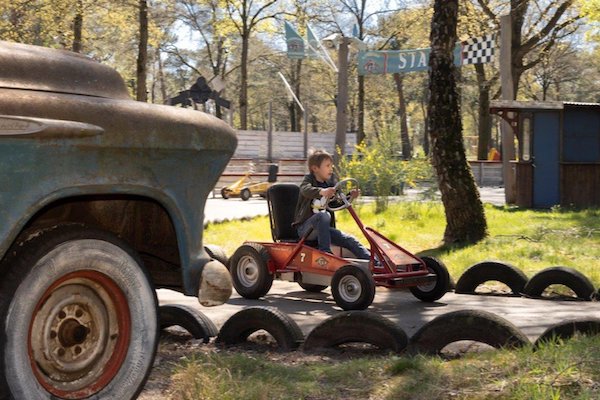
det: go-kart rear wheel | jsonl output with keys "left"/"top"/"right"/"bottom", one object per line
{"left": 331, "top": 265, "right": 375, "bottom": 310}
{"left": 410, "top": 256, "right": 450, "bottom": 302}
{"left": 220, "top": 187, "right": 230, "bottom": 199}
{"left": 229, "top": 243, "right": 273, "bottom": 299}
{"left": 240, "top": 188, "right": 251, "bottom": 201}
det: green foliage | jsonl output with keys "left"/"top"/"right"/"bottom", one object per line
{"left": 337, "top": 130, "right": 434, "bottom": 213}
{"left": 205, "top": 202, "right": 600, "bottom": 288}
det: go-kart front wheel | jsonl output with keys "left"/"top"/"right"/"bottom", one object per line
{"left": 221, "top": 187, "right": 230, "bottom": 199}
{"left": 410, "top": 256, "right": 450, "bottom": 302}
{"left": 331, "top": 265, "right": 375, "bottom": 310}
{"left": 229, "top": 243, "right": 273, "bottom": 299}
{"left": 240, "top": 188, "right": 251, "bottom": 201}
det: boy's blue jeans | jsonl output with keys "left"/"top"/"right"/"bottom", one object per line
{"left": 297, "top": 212, "right": 371, "bottom": 259}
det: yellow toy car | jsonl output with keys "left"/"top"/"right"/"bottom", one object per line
{"left": 221, "top": 164, "right": 278, "bottom": 201}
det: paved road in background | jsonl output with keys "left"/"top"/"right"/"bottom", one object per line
{"left": 163, "top": 185, "right": 599, "bottom": 343}
{"left": 204, "top": 186, "right": 506, "bottom": 223}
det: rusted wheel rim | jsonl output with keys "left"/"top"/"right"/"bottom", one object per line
{"left": 29, "top": 270, "right": 131, "bottom": 399}
{"left": 237, "top": 255, "right": 260, "bottom": 287}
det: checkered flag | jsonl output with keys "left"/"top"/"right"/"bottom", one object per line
{"left": 461, "top": 34, "right": 496, "bottom": 65}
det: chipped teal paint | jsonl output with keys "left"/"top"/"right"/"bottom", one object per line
{"left": 0, "top": 41, "right": 236, "bottom": 296}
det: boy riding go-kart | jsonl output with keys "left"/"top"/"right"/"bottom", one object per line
{"left": 229, "top": 176, "right": 450, "bottom": 310}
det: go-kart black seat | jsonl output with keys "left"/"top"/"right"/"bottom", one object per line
{"left": 267, "top": 184, "right": 300, "bottom": 242}
{"left": 267, "top": 183, "right": 335, "bottom": 244}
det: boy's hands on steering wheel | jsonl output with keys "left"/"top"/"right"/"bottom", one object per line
{"left": 349, "top": 188, "right": 360, "bottom": 200}
{"left": 319, "top": 187, "right": 336, "bottom": 199}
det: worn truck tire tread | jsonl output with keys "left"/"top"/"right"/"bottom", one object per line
{"left": 534, "top": 318, "right": 600, "bottom": 348}
{"left": 216, "top": 306, "right": 303, "bottom": 351}
{"left": 523, "top": 266, "right": 595, "bottom": 300}
{"left": 455, "top": 261, "right": 528, "bottom": 296}
{"left": 159, "top": 304, "right": 218, "bottom": 343}
{"left": 407, "top": 309, "right": 530, "bottom": 356}
{"left": 303, "top": 311, "right": 408, "bottom": 353}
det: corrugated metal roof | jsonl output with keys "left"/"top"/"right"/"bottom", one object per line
{"left": 490, "top": 100, "right": 600, "bottom": 110}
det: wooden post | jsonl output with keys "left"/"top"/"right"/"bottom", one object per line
{"left": 303, "top": 105, "right": 308, "bottom": 158}
{"left": 268, "top": 101, "right": 273, "bottom": 162}
{"left": 500, "top": 14, "right": 516, "bottom": 203}
{"left": 334, "top": 37, "right": 349, "bottom": 164}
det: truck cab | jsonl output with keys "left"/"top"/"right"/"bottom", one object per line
{"left": 0, "top": 40, "right": 236, "bottom": 399}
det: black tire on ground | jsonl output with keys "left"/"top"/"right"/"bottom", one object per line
{"left": 522, "top": 266, "right": 596, "bottom": 301}
{"left": 455, "top": 261, "right": 528, "bottom": 296}
{"left": 533, "top": 318, "right": 600, "bottom": 349}
{"left": 331, "top": 265, "right": 376, "bottom": 310}
{"left": 229, "top": 243, "right": 274, "bottom": 299}
{"left": 409, "top": 256, "right": 450, "bottom": 302}
{"left": 303, "top": 311, "right": 408, "bottom": 353}
{"left": 0, "top": 225, "right": 158, "bottom": 400}
{"left": 407, "top": 309, "right": 530, "bottom": 356}
{"left": 204, "top": 244, "right": 229, "bottom": 268}
{"left": 240, "top": 188, "right": 251, "bottom": 201}
{"left": 221, "top": 187, "right": 230, "bottom": 199}
{"left": 216, "top": 306, "right": 303, "bottom": 351}
{"left": 159, "top": 304, "right": 218, "bottom": 343}
{"left": 298, "top": 281, "right": 328, "bottom": 293}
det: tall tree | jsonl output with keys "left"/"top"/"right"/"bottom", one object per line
{"left": 475, "top": 0, "right": 581, "bottom": 98}
{"left": 428, "top": 0, "right": 487, "bottom": 244}
{"left": 223, "top": 0, "right": 280, "bottom": 130}
{"left": 137, "top": 0, "right": 149, "bottom": 102}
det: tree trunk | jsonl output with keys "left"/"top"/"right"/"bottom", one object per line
{"left": 420, "top": 99, "right": 429, "bottom": 156}
{"left": 428, "top": 0, "right": 487, "bottom": 244}
{"left": 72, "top": 0, "right": 83, "bottom": 53}
{"left": 357, "top": 75, "right": 365, "bottom": 145}
{"left": 294, "top": 59, "right": 302, "bottom": 132}
{"left": 156, "top": 47, "right": 167, "bottom": 103}
{"left": 136, "top": 0, "right": 148, "bottom": 102}
{"left": 239, "top": 34, "right": 249, "bottom": 129}
{"left": 475, "top": 64, "right": 492, "bottom": 160}
{"left": 393, "top": 73, "right": 412, "bottom": 159}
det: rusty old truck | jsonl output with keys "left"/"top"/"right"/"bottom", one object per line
{"left": 0, "top": 40, "right": 236, "bottom": 399}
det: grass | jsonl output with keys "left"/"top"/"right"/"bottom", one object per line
{"left": 166, "top": 201, "right": 600, "bottom": 399}
{"left": 169, "top": 335, "right": 600, "bottom": 399}
{"left": 204, "top": 201, "right": 600, "bottom": 286}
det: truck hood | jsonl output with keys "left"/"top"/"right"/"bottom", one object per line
{"left": 0, "top": 40, "right": 130, "bottom": 100}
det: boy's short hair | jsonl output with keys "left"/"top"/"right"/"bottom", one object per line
{"left": 307, "top": 150, "right": 333, "bottom": 170}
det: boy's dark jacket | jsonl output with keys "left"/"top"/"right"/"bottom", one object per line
{"left": 292, "top": 173, "right": 337, "bottom": 227}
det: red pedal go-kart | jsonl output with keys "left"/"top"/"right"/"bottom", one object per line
{"left": 229, "top": 179, "right": 450, "bottom": 310}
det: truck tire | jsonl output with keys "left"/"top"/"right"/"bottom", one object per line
{"left": 0, "top": 225, "right": 158, "bottom": 400}
{"left": 240, "top": 188, "right": 251, "bottom": 201}
{"left": 407, "top": 310, "right": 529, "bottom": 356}
{"left": 522, "top": 266, "right": 595, "bottom": 300}
{"left": 159, "top": 304, "right": 218, "bottom": 343}
{"left": 216, "top": 307, "right": 303, "bottom": 351}
{"left": 229, "top": 243, "right": 273, "bottom": 299}
{"left": 455, "top": 261, "right": 528, "bottom": 296}
{"left": 303, "top": 311, "right": 408, "bottom": 353}
{"left": 409, "top": 256, "right": 450, "bottom": 302}
{"left": 533, "top": 318, "right": 600, "bottom": 348}
{"left": 331, "top": 265, "right": 376, "bottom": 310}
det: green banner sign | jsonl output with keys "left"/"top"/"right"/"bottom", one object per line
{"left": 358, "top": 45, "right": 463, "bottom": 75}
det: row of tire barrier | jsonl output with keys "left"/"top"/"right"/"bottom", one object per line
{"left": 454, "top": 261, "right": 598, "bottom": 301}
{"left": 158, "top": 305, "right": 600, "bottom": 355}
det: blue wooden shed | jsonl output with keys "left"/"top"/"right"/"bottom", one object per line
{"left": 490, "top": 101, "right": 600, "bottom": 208}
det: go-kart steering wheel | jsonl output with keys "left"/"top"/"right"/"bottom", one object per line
{"left": 325, "top": 178, "right": 360, "bottom": 211}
